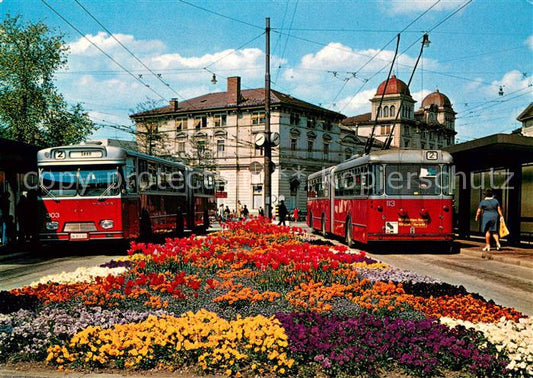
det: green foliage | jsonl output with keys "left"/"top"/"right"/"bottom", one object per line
{"left": 0, "top": 15, "right": 96, "bottom": 146}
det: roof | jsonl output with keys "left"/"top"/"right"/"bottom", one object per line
{"left": 341, "top": 112, "right": 372, "bottom": 126}
{"left": 130, "top": 88, "right": 345, "bottom": 120}
{"left": 376, "top": 75, "right": 410, "bottom": 96}
{"left": 422, "top": 89, "right": 452, "bottom": 108}
{"left": 516, "top": 102, "right": 533, "bottom": 122}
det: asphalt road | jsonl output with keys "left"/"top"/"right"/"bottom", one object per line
{"left": 366, "top": 251, "right": 533, "bottom": 316}
{"left": 0, "top": 244, "right": 124, "bottom": 291}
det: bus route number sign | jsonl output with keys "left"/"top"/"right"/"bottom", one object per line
{"left": 425, "top": 150, "right": 438, "bottom": 160}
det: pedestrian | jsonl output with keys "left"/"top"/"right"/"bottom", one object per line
{"left": 258, "top": 206, "right": 264, "bottom": 217}
{"left": 16, "top": 193, "right": 28, "bottom": 243}
{"left": 475, "top": 188, "right": 504, "bottom": 251}
{"left": 5, "top": 215, "right": 15, "bottom": 244}
{"left": 218, "top": 204, "right": 225, "bottom": 221}
{"left": 278, "top": 200, "right": 288, "bottom": 226}
{"left": 293, "top": 207, "right": 299, "bottom": 222}
{"left": 242, "top": 204, "right": 249, "bottom": 219}
{"left": 236, "top": 200, "right": 242, "bottom": 220}
{"left": 0, "top": 192, "right": 11, "bottom": 245}
{"left": 224, "top": 206, "right": 231, "bottom": 220}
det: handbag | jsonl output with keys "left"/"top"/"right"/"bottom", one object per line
{"left": 499, "top": 217, "right": 510, "bottom": 238}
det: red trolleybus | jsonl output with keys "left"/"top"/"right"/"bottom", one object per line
{"left": 307, "top": 149, "right": 454, "bottom": 246}
{"left": 37, "top": 143, "right": 215, "bottom": 242}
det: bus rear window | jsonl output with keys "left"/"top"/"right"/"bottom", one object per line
{"left": 385, "top": 164, "right": 442, "bottom": 195}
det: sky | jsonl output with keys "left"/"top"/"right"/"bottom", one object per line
{"left": 2, "top": 0, "right": 532, "bottom": 143}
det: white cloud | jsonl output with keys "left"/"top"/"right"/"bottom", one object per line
{"left": 526, "top": 35, "right": 533, "bottom": 50}
{"left": 382, "top": 0, "right": 463, "bottom": 15}
{"left": 279, "top": 42, "right": 439, "bottom": 114}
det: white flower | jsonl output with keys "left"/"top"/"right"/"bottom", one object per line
{"left": 29, "top": 266, "right": 128, "bottom": 286}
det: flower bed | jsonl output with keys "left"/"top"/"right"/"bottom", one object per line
{"left": 0, "top": 218, "right": 530, "bottom": 377}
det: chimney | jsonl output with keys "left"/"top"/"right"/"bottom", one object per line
{"left": 170, "top": 98, "right": 178, "bottom": 111}
{"left": 227, "top": 76, "right": 241, "bottom": 105}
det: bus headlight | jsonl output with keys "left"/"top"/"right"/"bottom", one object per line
{"left": 100, "top": 219, "right": 114, "bottom": 229}
{"left": 46, "top": 221, "right": 59, "bottom": 231}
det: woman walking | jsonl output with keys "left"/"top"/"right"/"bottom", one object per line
{"left": 475, "top": 188, "right": 504, "bottom": 251}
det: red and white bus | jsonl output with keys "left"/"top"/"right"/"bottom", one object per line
{"left": 307, "top": 149, "right": 454, "bottom": 246}
{"left": 37, "top": 143, "right": 216, "bottom": 242}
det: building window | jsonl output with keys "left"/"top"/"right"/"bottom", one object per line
{"left": 290, "top": 138, "right": 297, "bottom": 151}
{"left": 345, "top": 148, "right": 353, "bottom": 160}
{"left": 290, "top": 112, "right": 300, "bottom": 125}
{"left": 217, "top": 140, "right": 225, "bottom": 157}
{"left": 380, "top": 125, "right": 391, "bottom": 135}
{"left": 390, "top": 105, "right": 395, "bottom": 117}
{"left": 307, "top": 117, "right": 316, "bottom": 128}
{"left": 324, "top": 143, "right": 330, "bottom": 159}
{"left": 307, "top": 140, "right": 314, "bottom": 158}
{"left": 403, "top": 139, "right": 410, "bottom": 148}
{"left": 176, "top": 118, "right": 187, "bottom": 131}
{"left": 383, "top": 106, "right": 389, "bottom": 117}
{"left": 255, "top": 145, "right": 264, "bottom": 156}
{"left": 377, "top": 106, "right": 382, "bottom": 118}
{"left": 252, "top": 112, "right": 266, "bottom": 125}
{"left": 194, "top": 116, "right": 207, "bottom": 129}
{"left": 323, "top": 121, "right": 332, "bottom": 131}
{"left": 214, "top": 114, "right": 227, "bottom": 127}
{"left": 177, "top": 141, "right": 185, "bottom": 153}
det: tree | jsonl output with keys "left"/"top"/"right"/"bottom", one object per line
{"left": 0, "top": 15, "right": 95, "bottom": 146}
{"left": 131, "top": 98, "right": 171, "bottom": 157}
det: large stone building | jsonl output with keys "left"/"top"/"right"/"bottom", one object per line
{"left": 130, "top": 77, "right": 350, "bottom": 212}
{"left": 517, "top": 102, "right": 533, "bottom": 137}
{"left": 342, "top": 75, "right": 457, "bottom": 149}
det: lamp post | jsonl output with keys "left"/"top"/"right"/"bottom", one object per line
{"left": 264, "top": 17, "right": 272, "bottom": 218}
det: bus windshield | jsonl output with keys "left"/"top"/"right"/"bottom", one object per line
{"left": 385, "top": 164, "right": 442, "bottom": 196}
{"left": 39, "top": 165, "right": 121, "bottom": 198}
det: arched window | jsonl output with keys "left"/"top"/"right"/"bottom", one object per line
{"left": 389, "top": 105, "right": 395, "bottom": 117}
{"left": 383, "top": 106, "right": 389, "bottom": 117}
{"left": 377, "top": 106, "right": 382, "bottom": 118}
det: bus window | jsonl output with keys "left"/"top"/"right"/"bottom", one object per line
{"left": 147, "top": 162, "right": 158, "bottom": 190}
{"left": 124, "top": 158, "right": 137, "bottom": 193}
{"left": 441, "top": 165, "right": 453, "bottom": 195}
{"left": 138, "top": 159, "right": 149, "bottom": 191}
{"left": 372, "top": 165, "right": 384, "bottom": 195}
{"left": 171, "top": 168, "right": 185, "bottom": 192}
{"left": 385, "top": 164, "right": 441, "bottom": 195}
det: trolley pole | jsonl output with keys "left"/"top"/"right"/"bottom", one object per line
{"left": 264, "top": 17, "right": 272, "bottom": 219}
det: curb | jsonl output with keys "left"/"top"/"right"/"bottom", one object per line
{"left": 460, "top": 249, "right": 533, "bottom": 269}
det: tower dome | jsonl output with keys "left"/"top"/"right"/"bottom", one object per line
{"left": 422, "top": 89, "right": 452, "bottom": 108}
{"left": 376, "top": 75, "right": 410, "bottom": 96}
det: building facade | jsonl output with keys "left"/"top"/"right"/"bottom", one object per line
{"left": 517, "top": 102, "right": 533, "bottom": 137}
{"left": 342, "top": 75, "right": 457, "bottom": 149}
{"left": 130, "top": 77, "right": 347, "bottom": 213}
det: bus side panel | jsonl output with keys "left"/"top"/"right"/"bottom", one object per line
{"left": 351, "top": 198, "right": 368, "bottom": 244}
{"left": 122, "top": 196, "right": 140, "bottom": 239}
{"left": 332, "top": 198, "right": 345, "bottom": 237}
{"left": 307, "top": 199, "right": 330, "bottom": 231}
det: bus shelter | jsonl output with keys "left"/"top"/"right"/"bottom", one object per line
{"left": 445, "top": 134, "right": 533, "bottom": 246}
{"left": 0, "top": 138, "right": 39, "bottom": 244}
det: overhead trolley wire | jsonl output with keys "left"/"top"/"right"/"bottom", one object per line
{"left": 73, "top": 0, "right": 196, "bottom": 108}
{"left": 176, "top": 0, "right": 263, "bottom": 30}
{"left": 40, "top": 0, "right": 168, "bottom": 101}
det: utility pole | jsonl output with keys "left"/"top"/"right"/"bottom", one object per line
{"left": 264, "top": 17, "right": 272, "bottom": 218}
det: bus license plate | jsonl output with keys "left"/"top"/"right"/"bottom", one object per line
{"left": 70, "top": 233, "right": 88, "bottom": 240}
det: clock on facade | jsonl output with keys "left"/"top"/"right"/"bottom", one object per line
{"left": 271, "top": 132, "right": 280, "bottom": 147}
{"left": 255, "top": 132, "right": 266, "bottom": 147}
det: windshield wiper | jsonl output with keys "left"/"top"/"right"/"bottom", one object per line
{"left": 39, "top": 183, "right": 60, "bottom": 203}
{"left": 97, "top": 182, "right": 119, "bottom": 201}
